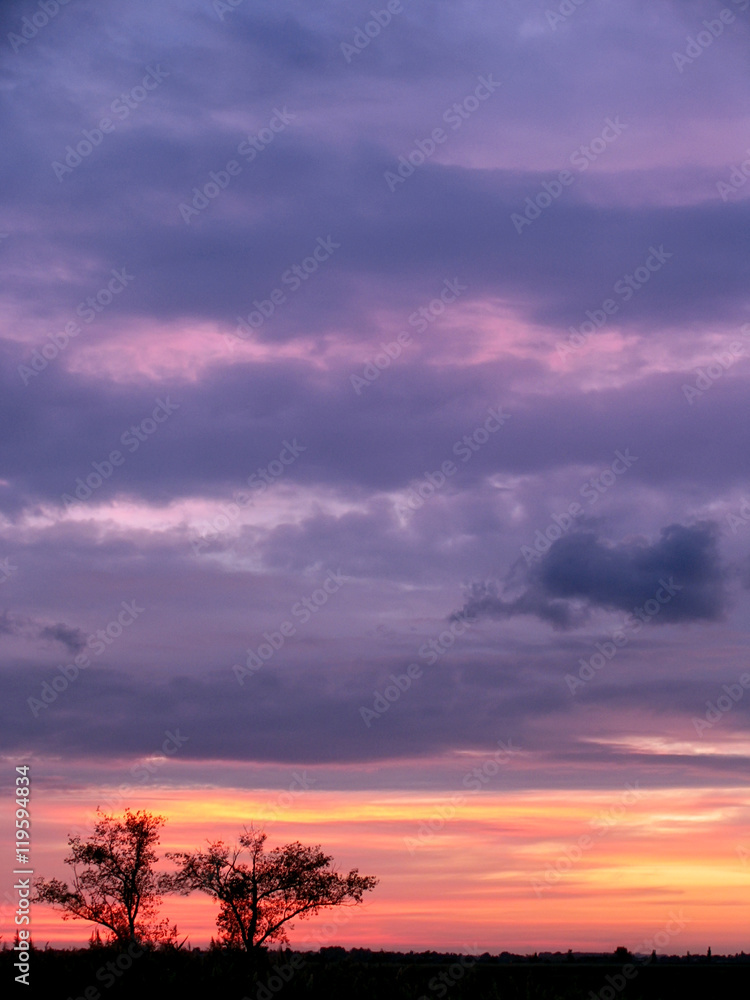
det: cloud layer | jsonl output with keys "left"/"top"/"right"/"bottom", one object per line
{"left": 0, "top": 0, "right": 749, "bottom": 795}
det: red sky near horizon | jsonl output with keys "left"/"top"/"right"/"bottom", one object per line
{"left": 8, "top": 773, "right": 750, "bottom": 953}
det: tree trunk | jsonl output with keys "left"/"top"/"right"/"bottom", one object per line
{"left": 247, "top": 942, "right": 270, "bottom": 975}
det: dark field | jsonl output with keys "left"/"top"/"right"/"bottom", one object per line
{"left": 4, "top": 947, "right": 749, "bottom": 1000}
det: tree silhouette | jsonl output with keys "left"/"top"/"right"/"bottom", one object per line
{"left": 168, "top": 827, "right": 377, "bottom": 953}
{"left": 34, "top": 808, "right": 177, "bottom": 945}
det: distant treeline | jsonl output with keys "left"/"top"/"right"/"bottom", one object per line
{"left": 2, "top": 944, "right": 750, "bottom": 1000}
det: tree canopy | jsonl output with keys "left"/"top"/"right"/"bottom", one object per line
{"left": 168, "top": 827, "right": 377, "bottom": 951}
{"left": 34, "top": 808, "right": 177, "bottom": 946}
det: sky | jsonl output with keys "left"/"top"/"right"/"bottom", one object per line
{"left": 1, "top": 0, "right": 750, "bottom": 954}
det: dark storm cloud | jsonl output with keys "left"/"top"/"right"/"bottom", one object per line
{"left": 38, "top": 621, "right": 87, "bottom": 653}
{"left": 0, "top": 609, "right": 86, "bottom": 652}
{"left": 537, "top": 522, "right": 726, "bottom": 619}
{"left": 1, "top": 657, "right": 747, "bottom": 770}
{"left": 0, "top": 658, "right": 549, "bottom": 764}
{"left": 455, "top": 522, "right": 727, "bottom": 627}
{"left": 452, "top": 580, "right": 587, "bottom": 630}
{"left": 2, "top": 138, "right": 748, "bottom": 338}
{"left": 3, "top": 345, "right": 750, "bottom": 511}
{"left": 0, "top": 610, "right": 17, "bottom": 635}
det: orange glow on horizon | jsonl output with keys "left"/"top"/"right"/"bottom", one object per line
{"left": 9, "top": 783, "right": 749, "bottom": 954}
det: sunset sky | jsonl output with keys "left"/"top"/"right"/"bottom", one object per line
{"left": 1, "top": 0, "right": 750, "bottom": 953}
